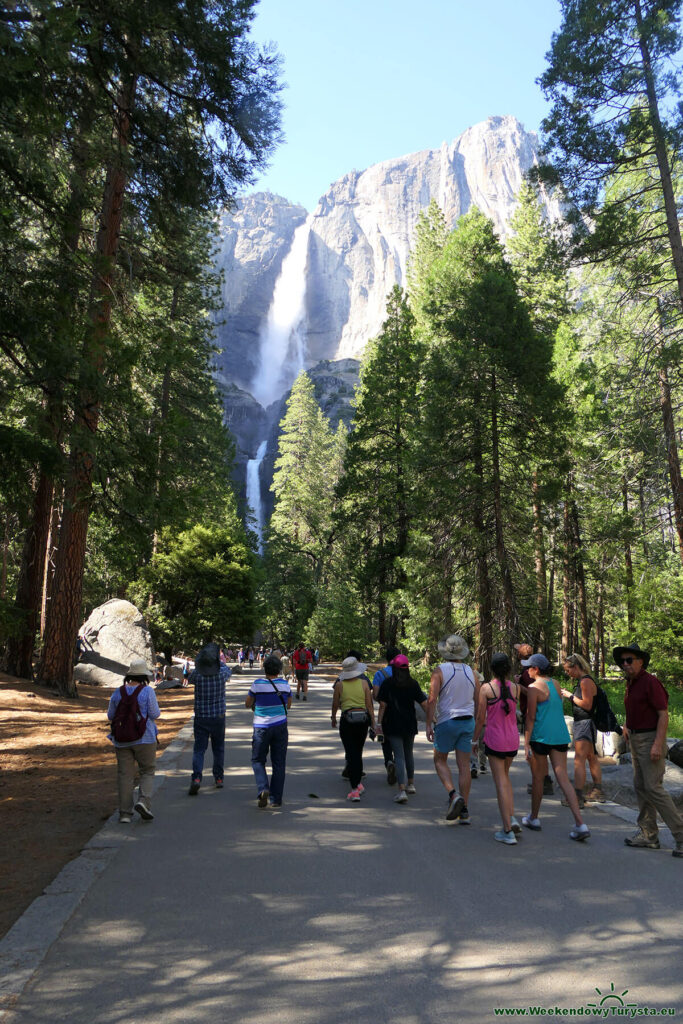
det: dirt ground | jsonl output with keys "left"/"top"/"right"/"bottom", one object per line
{"left": 0, "top": 672, "right": 195, "bottom": 941}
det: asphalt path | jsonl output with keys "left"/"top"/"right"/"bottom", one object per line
{"left": 3, "top": 666, "right": 682, "bottom": 1024}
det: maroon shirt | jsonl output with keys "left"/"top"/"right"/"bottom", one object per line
{"left": 624, "top": 670, "right": 668, "bottom": 731}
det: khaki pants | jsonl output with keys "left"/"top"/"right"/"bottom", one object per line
{"left": 630, "top": 732, "right": 683, "bottom": 842}
{"left": 115, "top": 742, "right": 156, "bottom": 814}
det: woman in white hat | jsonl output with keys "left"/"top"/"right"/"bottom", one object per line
{"left": 331, "top": 656, "right": 377, "bottom": 801}
{"left": 107, "top": 658, "right": 160, "bottom": 823}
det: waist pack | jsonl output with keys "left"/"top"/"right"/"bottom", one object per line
{"left": 111, "top": 684, "right": 148, "bottom": 743}
{"left": 342, "top": 708, "right": 369, "bottom": 725}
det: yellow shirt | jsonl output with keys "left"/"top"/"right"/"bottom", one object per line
{"left": 340, "top": 677, "right": 367, "bottom": 710}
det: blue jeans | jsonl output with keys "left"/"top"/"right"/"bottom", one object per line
{"left": 251, "top": 722, "right": 288, "bottom": 803}
{"left": 387, "top": 733, "right": 415, "bottom": 787}
{"left": 192, "top": 716, "right": 226, "bottom": 781}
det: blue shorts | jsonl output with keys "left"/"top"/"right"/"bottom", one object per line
{"left": 434, "top": 716, "right": 475, "bottom": 753}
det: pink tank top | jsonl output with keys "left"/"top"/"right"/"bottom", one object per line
{"left": 483, "top": 682, "right": 519, "bottom": 753}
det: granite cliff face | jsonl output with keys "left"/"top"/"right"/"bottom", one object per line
{"left": 215, "top": 115, "right": 557, "bottom": 421}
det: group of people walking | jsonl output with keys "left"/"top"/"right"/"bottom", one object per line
{"left": 106, "top": 636, "right": 683, "bottom": 858}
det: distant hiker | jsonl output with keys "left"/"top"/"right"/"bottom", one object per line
{"left": 238, "top": 647, "right": 245, "bottom": 665}
{"left": 515, "top": 642, "right": 554, "bottom": 797}
{"left": 615, "top": 642, "right": 683, "bottom": 857}
{"left": 560, "top": 653, "right": 602, "bottom": 805}
{"left": 182, "top": 657, "right": 191, "bottom": 686}
{"left": 107, "top": 658, "right": 160, "bottom": 823}
{"left": 245, "top": 654, "right": 292, "bottom": 808}
{"left": 472, "top": 653, "right": 521, "bottom": 845}
{"left": 332, "top": 656, "right": 377, "bottom": 802}
{"left": 248, "top": 646, "right": 255, "bottom": 669}
{"left": 376, "top": 654, "right": 428, "bottom": 804}
{"left": 220, "top": 648, "right": 228, "bottom": 666}
{"left": 426, "top": 634, "right": 480, "bottom": 824}
{"left": 293, "top": 642, "right": 312, "bottom": 700}
{"left": 188, "top": 642, "right": 231, "bottom": 796}
{"left": 371, "top": 646, "right": 401, "bottom": 785}
{"left": 273, "top": 648, "right": 291, "bottom": 681}
{"left": 522, "top": 653, "right": 589, "bottom": 841}
{"left": 313, "top": 647, "right": 320, "bottom": 666}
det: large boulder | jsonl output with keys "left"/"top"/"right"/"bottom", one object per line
{"left": 73, "top": 599, "right": 155, "bottom": 688}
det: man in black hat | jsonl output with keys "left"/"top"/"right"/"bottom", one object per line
{"left": 188, "top": 642, "right": 232, "bottom": 795}
{"left": 615, "top": 642, "right": 683, "bottom": 857}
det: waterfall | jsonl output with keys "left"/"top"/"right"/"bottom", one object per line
{"left": 246, "top": 439, "right": 268, "bottom": 554}
{"left": 251, "top": 215, "right": 312, "bottom": 409}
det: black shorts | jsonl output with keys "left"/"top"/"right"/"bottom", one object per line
{"left": 295, "top": 670, "right": 309, "bottom": 682}
{"left": 484, "top": 744, "right": 518, "bottom": 760}
{"left": 530, "top": 741, "right": 569, "bottom": 755}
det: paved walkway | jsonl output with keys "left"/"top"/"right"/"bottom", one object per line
{"left": 2, "top": 667, "right": 681, "bottom": 1023}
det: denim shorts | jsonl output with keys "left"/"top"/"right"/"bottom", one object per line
{"left": 434, "top": 716, "right": 474, "bottom": 753}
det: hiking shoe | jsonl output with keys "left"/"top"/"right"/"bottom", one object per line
{"left": 624, "top": 832, "right": 660, "bottom": 850}
{"left": 510, "top": 817, "right": 522, "bottom": 834}
{"left": 584, "top": 787, "right": 605, "bottom": 803}
{"left": 543, "top": 777, "right": 555, "bottom": 796}
{"left": 522, "top": 815, "right": 542, "bottom": 831}
{"left": 302, "top": 694, "right": 307, "bottom": 701}
{"left": 446, "top": 793, "right": 465, "bottom": 821}
{"left": 134, "top": 799, "right": 154, "bottom": 821}
{"left": 188, "top": 777, "right": 201, "bottom": 796}
{"left": 458, "top": 805, "right": 470, "bottom": 824}
{"left": 570, "top": 823, "right": 591, "bottom": 842}
{"left": 495, "top": 829, "right": 517, "bottom": 845}
{"left": 215, "top": 778, "right": 224, "bottom": 789}
{"left": 386, "top": 762, "right": 397, "bottom": 786}
{"left": 673, "top": 843, "right": 683, "bottom": 858}
{"left": 348, "top": 788, "right": 361, "bottom": 802}
{"left": 119, "top": 813, "right": 133, "bottom": 824}
{"left": 258, "top": 790, "right": 269, "bottom": 808}
{"left": 470, "top": 765, "right": 478, "bottom": 779}
{"left": 405, "top": 783, "right": 416, "bottom": 794}
{"left": 394, "top": 791, "right": 408, "bottom": 804}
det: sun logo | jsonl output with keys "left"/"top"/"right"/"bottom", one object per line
{"left": 586, "top": 982, "right": 637, "bottom": 1009}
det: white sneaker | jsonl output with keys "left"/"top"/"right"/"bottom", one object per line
{"left": 570, "top": 823, "right": 591, "bottom": 842}
{"left": 394, "top": 791, "right": 408, "bottom": 803}
{"left": 134, "top": 800, "right": 154, "bottom": 821}
{"left": 510, "top": 817, "right": 522, "bottom": 834}
{"left": 405, "top": 784, "right": 416, "bottom": 794}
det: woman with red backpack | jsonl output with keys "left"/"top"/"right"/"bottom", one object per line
{"left": 107, "top": 658, "right": 160, "bottom": 824}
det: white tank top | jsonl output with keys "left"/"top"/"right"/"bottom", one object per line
{"left": 435, "top": 662, "right": 476, "bottom": 726}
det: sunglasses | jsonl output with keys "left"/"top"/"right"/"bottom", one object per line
{"left": 621, "top": 657, "right": 635, "bottom": 665}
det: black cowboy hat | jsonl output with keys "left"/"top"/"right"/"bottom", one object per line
{"left": 612, "top": 642, "right": 650, "bottom": 670}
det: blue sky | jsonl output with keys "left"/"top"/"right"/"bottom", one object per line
{"left": 248, "top": 0, "right": 564, "bottom": 211}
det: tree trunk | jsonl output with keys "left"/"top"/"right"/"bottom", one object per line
{"left": 658, "top": 364, "right": 683, "bottom": 564}
{"left": 622, "top": 477, "right": 635, "bottom": 634}
{"left": 41, "top": 492, "right": 61, "bottom": 637}
{"left": 473, "top": 445, "right": 492, "bottom": 679}
{"left": 38, "top": 74, "right": 138, "bottom": 694}
{"left": 532, "top": 472, "right": 548, "bottom": 647}
{"left": 3, "top": 474, "right": 54, "bottom": 679}
{"left": 547, "top": 527, "right": 556, "bottom": 653}
{"left": 1, "top": 514, "right": 9, "bottom": 600}
{"left": 570, "top": 499, "right": 590, "bottom": 661}
{"left": 635, "top": 0, "right": 683, "bottom": 315}
{"left": 490, "top": 371, "right": 519, "bottom": 643}
{"left": 638, "top": 478, "right": 650, "bottom": 562}
{"left": 560, "top": 491, "right": 574, "bottom": 661}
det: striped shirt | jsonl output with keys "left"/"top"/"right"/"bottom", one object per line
{"left": 249, "top": 677, "right": 291, "bottom": 728}
{"left": 192, "top": 665, "right": 231, "bottom": 717}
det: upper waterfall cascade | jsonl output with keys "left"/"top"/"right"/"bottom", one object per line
{"left": 251, "top": 215, "right": 313, "bottom": 409}
{"left": 246, "top": 439, "right": 268, "bottom": 554}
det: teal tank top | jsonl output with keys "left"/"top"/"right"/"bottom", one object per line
{"left": 531, "top": 679, "right": 570, "bottom": 746}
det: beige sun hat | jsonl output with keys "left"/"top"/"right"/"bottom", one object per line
{"left": 127, "top": 657, "right": 153, "bottom": 678}
{"left": 339, "top": 656, "right": 367, "bottom": 680}
{"left": 437, "top": 634, "right": 470, "bottom": 662}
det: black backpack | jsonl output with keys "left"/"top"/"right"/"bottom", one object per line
{"left": 592, "top": 684, "right": 622, "bottom": 735}
{"left": 111, "top": 684, "right": 148, "bottom": 743}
